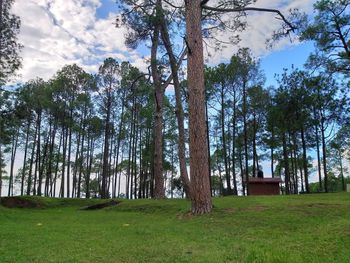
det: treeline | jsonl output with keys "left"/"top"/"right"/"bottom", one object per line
{"left": 0, "top": 59, "right": 176, "bottom": 198}
{"left": 1, "top": 49, "right": 349, "bottom": 198}
{"left": 205, "top": 48, "right": 349, "bottom": 196}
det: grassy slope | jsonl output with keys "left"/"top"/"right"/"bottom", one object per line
{"left": 0, "top": 193, "right": 350, "bottom": 263}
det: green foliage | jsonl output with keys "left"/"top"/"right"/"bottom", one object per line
{"left": 0, "top": 0, "right": 22, "bottom": 86}
{"left": 301, "top": 0, "right": 350, "bottom": 74}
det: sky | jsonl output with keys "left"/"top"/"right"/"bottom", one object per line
{"left": 11, "top": 0, "right": 317, "bottom": 87}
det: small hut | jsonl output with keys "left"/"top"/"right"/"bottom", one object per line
{"left": 247, "top": 177, "right": 282, "bottom": 195}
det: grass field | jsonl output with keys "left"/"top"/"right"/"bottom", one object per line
{"left": 1, "top": 193, "right": 350, "bottom": 263}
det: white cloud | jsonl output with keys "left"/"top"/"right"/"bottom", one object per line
{"left": 11, "top": 0, "right": 140, "bottom": 82}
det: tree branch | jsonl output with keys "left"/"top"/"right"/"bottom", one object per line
{"left": 202, "top": 5, "right": 296, "bottom": 33}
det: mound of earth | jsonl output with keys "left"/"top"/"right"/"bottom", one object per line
{"left": 0, "top": 197, "right": 44, "bottom": 208}
{"left": 80, "top": 200, "right": 120, "bottom": 210}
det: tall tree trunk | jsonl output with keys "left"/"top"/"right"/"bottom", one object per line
{"left": 282, "top": 132, "right": 290, "bottom": 195}
{"left": 243, "top": 80, "right": 249, "bottom": 194}
{"left": 151, "top": 17, "right": 165, "bottom": 199}
{"left": 159, "top": 18, "right": 192, "bottom": 198}
{"left": 252, "top": 114, "right": 257, "bottom": 178}
{"left": 27, "top": 120, "right": 38, "bottom": 195}
{"left": 221, "top": 83, "right": 232, "bottom": 194}
{"left": 185, "top": 0, "right": 212, "bottom": 214}
{"left": 38, "top": 126, "right": 50, "bottom": 196}
{"left": 60, "top": 126, "right": 68, "bottom": 198}
{"left": 231, "top": 93, "right": 238, "bottom": 195}
{"left": 126, "top": 120, "right": 133, "bottom": 199}
{"left": 101, "top": 95, "right": 112, "bottom": 199}
{"left": 314, "top": 111, "right": 322, "bottom": 191}
{"left": 21, "top": 119, "right": 31, "bottom": 196}
{"left": 113, "top": 103, "right": 124, "bottom": 198}
{"left": 8, "top": 130, "right": 19, "bottom": 196}
{"left": 300, "top": 127, "right": 309, "bottom": 193}
{"left": 33, "top": 111, "right": 41, "bottom": 195}
{"left": 52, "top": 129, "right": 62, "bottom": 197}
{"left": 320, "top": 113, "right": 328, "bottom": 193}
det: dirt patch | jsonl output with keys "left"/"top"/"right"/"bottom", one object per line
{"left": 0, "top": 197, "right": 44, "bottom": 208}
{"left": 242, "top": 205, "right": 269, "bottom": 212}
{"left": 224, "top": 208, "right": 238, "bottom": 213}
{"left": 177, "top": 212, "right": 194, "bottom": 220}
{"left": 80, "top": 200, "right": 120, "bottom": 210}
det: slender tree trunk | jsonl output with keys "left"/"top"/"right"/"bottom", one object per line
{"left": 72, "top": 124, "right": 82, "bottom": 198}
{"left": 21, "top": 119, "right": 31, "bottom": 195}
{"left": 243, "top": 80, "right": 249, "bottom": 194}
{"left": 101, "top": 95, "right": 112, "bottom": 199}
{"left": 231, "top": 93, "right": 238, "bottom": 195}
{"left": 52, "top": 129, "right": 62, "bottom": 197}
{"left": 27, "top": 121, "right": 38, "bottom": 195}
{"left": 159, "top": 18, "right": 192, "bottom": 198}
{"left": 221, "top": 83, "right": 232, "bottom": 194}
{"left": 113, "top": 103, "right": 124, "bottom": 198}
{"left": 60, "top": 126, "right": 68, "bottom": 198}
{"left": 320, "top": 114, "right": 328, "bottom": 193}
{"left": 151, "top": 16, "right": 165, "bottom": 199}
{"left": 239, "top": 150, "right": 245, "bottom": 195}
{"left": 282, "top": 132, "right": 290, "bottom": 195}
{"left": 126, "top": 120, "right": 133, "bottom": 199}
{"left": 314, "top": 114, "right": 323, "bottom": 191}
{"left": 45, "top": 120, "right": 57, "bottom": 196}
{"left": 33, "top": 112, "right": 42, "bottom": 195}
{"left": 185, "top": 0, "right": 212, "bottom": 214}
{"left": 301, "top": 127, "right": 309, "bottom": 193}
{"left": 8, "top": 130, "right": 19, "bottom": 196}
{"left": 299, "top": 164, "right": 304, "bottom": 193}
{"left": 38, "top": 126, "right": 50, "bottom": 196}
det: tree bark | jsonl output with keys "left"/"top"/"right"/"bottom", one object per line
{"left": 151, "top": 14, "right": 165, "bottom": 199}
{"left": 185, "top": 0, "right": 212, "bottom": 214}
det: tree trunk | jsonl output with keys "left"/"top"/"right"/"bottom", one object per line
{"left": 231, "top": 93, "right": 238, "bottom": 195}
{"left": 33, "top": 111, "right": 42, "bottom": 195}
{"left": 151, "top": 16, "right": 165, "bottom": 199}
{"left": 185, "top": 0, "right": 212, "bottom": 214}
{"left": 8, "top": 130, "right": 19, "bottom": 196}
{"left": 60, "top": 126, "right": 68, "bottom": 198}
{"left": 27, "top": 120, "right": 38, "bottom": 195}
{"left": 300, "top": 127, "right": 309, "bottom": 193}
{"left": 320, "top": 114, "right": 328, "bottom": 193}
{"left": 159, "top": 17, "right": 192, "bottom": 198}
{"left": 282, "top": 132, "right": 290, "bottom": 194}
{"left": 243, "top": 80, "right": 249, "bottom": 194}
{"left": 314, "top": 112, "right": 322, "bottom": 191}
{"left": 221, "top": 83, "right": 232, "bottom": 194}
{"left": 21, "top": 119, "right": 31, "bottom": 195}
{"left": 101, "top": 94, "right": 112, "bottom": 199}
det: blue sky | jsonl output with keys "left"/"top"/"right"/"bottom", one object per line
{"left": 261, "top": 42, "right": 315, "bottom": 87}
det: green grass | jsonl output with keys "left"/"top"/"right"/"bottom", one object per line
{"left": 1, "top": 193, "right": 350, "bottom": 263}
